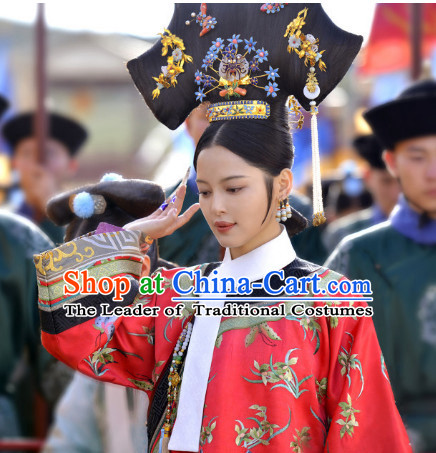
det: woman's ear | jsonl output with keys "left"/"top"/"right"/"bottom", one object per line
{"left": 277, "top": 168, "right": 293, "bottom": 199}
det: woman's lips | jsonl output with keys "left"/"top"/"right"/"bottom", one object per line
{"left": 214, "top": 221, "right": 236, "bottom": 233}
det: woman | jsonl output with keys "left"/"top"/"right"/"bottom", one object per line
{"left": 35, "top": 4, "right": 411, "bottom": 452}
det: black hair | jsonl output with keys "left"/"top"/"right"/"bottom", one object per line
{"left": 193, "top": 101, "right": 307, "bottom": 234}
{"left": 148, "top": 241, "right": 159, "bottom": 273}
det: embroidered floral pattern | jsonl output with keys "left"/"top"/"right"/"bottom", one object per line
{"left": 290, "top": 426, "right": 311, "bottom": 452}
{"left": 316, "top": 377, "right": 328, "bottom": 403}
{"left": 336, "top": 394, "right": 360, "bottom": 439}
{"left": 245, "top": 322, "right": 281, "bottom": 347}
{"left": 235, "top": 405, "right": 291, "bottom": 449}
{"left": 200, "top": 416, "right": 218, "bottom": 448}
{"left": 338, "top": 332, "right": 364, "bottom": 398}
{"left": 243, "top": 348, "right": 312, "bottom": 399}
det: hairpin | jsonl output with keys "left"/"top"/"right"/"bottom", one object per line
{"left": 152, "top": 29, "right": 193, "bottom": 99}
{"left": 206, "top": 100, "right": 270, "bottom": 122}
{"left": 260, "top": 3, "right": 287, "bottom": 14}
{"left": 284, "top": 7, "right": 327, "bottom": 225}
{"left": 194, "top": 35, "right": 279, "bottom": 108}
{"left": 287, "top": 95, "right": 304, "bottom": 130}
{"left": 185, "top": 3, "right": 217, "bottom": 37}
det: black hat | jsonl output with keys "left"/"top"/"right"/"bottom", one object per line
{"left": 353, "top": 134, "right": 385, "bottom": 169}
{"left": 2, "top": 112, "right": 87, "bottom": 155}
{"left": 0, "top": 95, "right": 9, "bottom": 118}
{"left": 364, "top": 79, "right": 436, "bottom": 150}
{"left": 127, "top": 4, "right": 363, "bottom": 130}
{"left": 46, "top": 173, "right": 165, "bottom": 242}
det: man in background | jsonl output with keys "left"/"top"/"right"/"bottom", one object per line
{"left": 2, "top": 111, "right": 87, "bottom": 244}
{"left": 323, "top": 134, "right": 400, "bottom": 253}
{"left": 326, "top": 79, "right": 436, "bottom": 452}
{"left": 0, "top": 95, "right": 55, "bottom": 450}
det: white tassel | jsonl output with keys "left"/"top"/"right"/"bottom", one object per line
{"left": 310, "top": 102, "right": 326, "bottom": 226}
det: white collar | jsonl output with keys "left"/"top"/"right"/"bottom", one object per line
{"left": 169, "top": 226, "right": 296, "bottom": 452}
{"left": 219, "top": 225, "right": 296, "bottom": 282}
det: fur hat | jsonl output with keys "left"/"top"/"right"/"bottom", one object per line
{"left": 2, "top": 111, "right": 87, "bottom": 155}
{"left": 353, "top": 134, "right": 385, "bottom": 169}
{"left": 46, "top": 173, "right": 165, "bottom": 241}
{"left": 364, "top": 79, "right": 436, "bottom": 150}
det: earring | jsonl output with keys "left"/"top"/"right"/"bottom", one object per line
{"left": 276, "top": 200, "right": 282, "bottom": 222}
{"left": 276, "top": 200, "right": 292, "bottom": 222}
{"left": 185, "top": 3, "right": 217, "bottom": 37}
{"left": 285, "top": 200, "right": 292, "bottom": 219}
{"left": 279, "top": 201, "right": 288, "bottom": 222}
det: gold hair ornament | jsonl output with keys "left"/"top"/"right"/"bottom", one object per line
{"left": 206, "top": 100, "right": 270, "bottom": 122}
{"left": 152, "top": 29, "right": 193, "bottom": 100}
{"left": 287, "top": 95, "right": 304, "bottom": 130}
{"left": 285, "top": 7, "right": 327, "bottom": 225}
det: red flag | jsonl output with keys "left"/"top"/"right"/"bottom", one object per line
{"left": 360, "top": 4, "right": 436, "bottom": 75}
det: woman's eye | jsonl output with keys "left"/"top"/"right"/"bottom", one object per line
{"left": 227, "top": 187, "right": 243, "bottom": 193}
{"left": 198, "top": 191, "right": 211, "bottom": 197}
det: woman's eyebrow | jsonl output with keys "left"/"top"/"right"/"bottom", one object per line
{"left": 196, "top": 175, "right": 248, "bottom": 184}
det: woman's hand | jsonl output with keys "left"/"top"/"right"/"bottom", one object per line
{"left": 123, "top": 184, "right": 200, "bottom": 239}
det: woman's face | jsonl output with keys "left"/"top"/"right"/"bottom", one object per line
{"left": 196, "top": 145, "right": 283, "bottom": 259}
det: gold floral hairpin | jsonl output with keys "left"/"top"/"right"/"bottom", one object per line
{"left": 285, "top": 7, "right": 327, "bottom": 226}
{"left": 152, "top": 29, "right": 193, "bottom": 99}
{"left": 287, "top": 95, "right": 304, "bottom": 130}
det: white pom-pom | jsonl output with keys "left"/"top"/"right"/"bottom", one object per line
{"left": 72, "top": 192, "right": 95, "bottom": 218}
{"left": 100, "top": 173, "right": 123, "bottom": 182}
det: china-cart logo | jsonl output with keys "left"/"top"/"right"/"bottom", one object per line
{"left": 61, "top": 269, "right": 374, "bottom": 319}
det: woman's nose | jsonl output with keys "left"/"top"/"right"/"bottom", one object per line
{"left": 211, "top": 193, "right": 226, "bottom": 214}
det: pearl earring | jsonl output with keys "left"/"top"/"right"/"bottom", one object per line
{"left": 276, "top": 200, "right": 292, "bottom": 223}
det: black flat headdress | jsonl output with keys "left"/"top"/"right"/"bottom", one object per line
{"left": 353, "top": 134, "right": 386, "bottom": 169}
{"left": 364, "top": 79, "right": 436, "bottom": 150}
{"left": 2, "top": 112, "right": 87, "bottom": 156}
{"left": 127, "top": 3, "right": 363, "bottom": 130}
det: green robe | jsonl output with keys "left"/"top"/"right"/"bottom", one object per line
{"left": 323, "top": 207, "right": 374, "bottom": 254}
{"left": 325, "top": 221, "right": 436, "bottom": 451}
{"left": 0, "top": 211, "right": 53, "bottom": 437}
